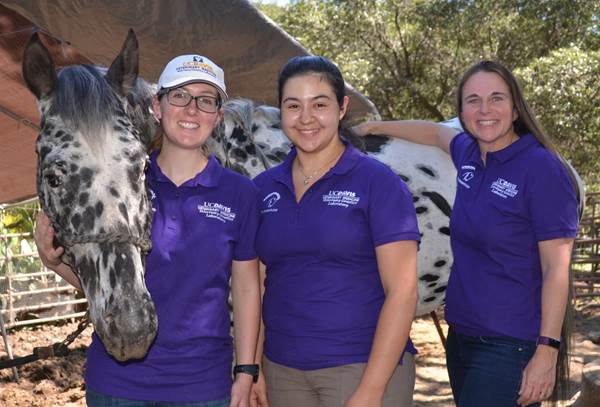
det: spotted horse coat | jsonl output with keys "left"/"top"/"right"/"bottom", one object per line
{"left": 22, "top": 31, "right": 158, "bottom": 361}
{"left": 212, "top": 99, "right": 458, "bottom": 316}
{"left": 215, "top": 99, "right": 587, "bottom": 317}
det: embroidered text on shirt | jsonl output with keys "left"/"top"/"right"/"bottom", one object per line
{"left": 490, "top": 178, "right": 519, "bottom": 199}
{"left": 322, "top": 190, "right": 360, "bottom": 208}
{"left": 197, "top": 202, "right": 236, "bottom": 222}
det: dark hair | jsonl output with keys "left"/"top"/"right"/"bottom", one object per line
{"left": 277, "top": 55, "right": 363, "bottom": 150}
{"left": 456, "top": 60, "right": 556, "bottom": 152}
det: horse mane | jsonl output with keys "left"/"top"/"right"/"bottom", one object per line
{"left": 223, "top": 98, "right": 256, "bottom": 134}
{"left": 49, "top": 65, "right": 120, "bottom": 137}
{"left": 253, "top": 103, "right": 281, "bottom": 128}
{"left": 48, "top": 65, "right": 155, "bottom": 146}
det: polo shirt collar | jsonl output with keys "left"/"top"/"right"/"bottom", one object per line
{"left": 489, "top": 133, "right": 538, "bottom": 163}
{"left": 330, "top": 142, "right": 363, "bottom": 175}
{"left": 148, "top": 150, "right": 222, "bottom": 188}
{"left": 272, "top": 140, "right": 363, "bottom": 184}
{"left": 465, "top": 133, "right": 538, "bottom": 165}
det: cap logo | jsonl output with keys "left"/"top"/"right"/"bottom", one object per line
{"left": 176, "top": 57, "right": 217, "bottom": 78}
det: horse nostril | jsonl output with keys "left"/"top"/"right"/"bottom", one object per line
{"left": 103, "top": 313, "right": 114, "bottom": 324}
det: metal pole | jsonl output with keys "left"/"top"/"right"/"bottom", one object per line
{"left": 0, "top": 309, "right": 19, "bottom": 381}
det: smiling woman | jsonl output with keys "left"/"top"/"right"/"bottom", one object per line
{"left": 252, "top": 55, "right": 420, "bottom": 407}
{"left": 351, "top": 60, "right": 579, "bottom": 407}
{"left": 459, "top": 71, "right": 519, "bottom": 157}
{"left": 34, "top": 52, "right": 261, "bottom": 406}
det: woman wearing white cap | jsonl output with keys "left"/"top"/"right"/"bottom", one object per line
{"left": 35, "top": 54, "right": 261, "bottom": 406}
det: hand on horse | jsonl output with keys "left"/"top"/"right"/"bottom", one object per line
{"left": 350, "top": 121, "right": 377, "bottom": 137}
{"left": 230, "top": 372, "right": 254, "bottom": 407}
{"left": 34, "top": 212, "right": 65, "bottom": 270}
{"left": 249, "top": 371, "right": 269, "bottom": 407}
{"left": 517, "top": 345, "right": 558, "bottom": 406}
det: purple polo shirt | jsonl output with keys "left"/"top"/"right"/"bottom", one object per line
{"left": 446, "top": 133, "right": 578, "bottom": 341}
{"left": 254, "top": 144, "right": 420, "bottom": 370}
{"left": 85, "top": 152, "right": 259, "bottom": 402}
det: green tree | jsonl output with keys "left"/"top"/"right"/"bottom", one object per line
{"left": 517, "top": 47, "right": 600, "bottom": 186}
{"left": 257, "top": 0, "right": 600, "bottom": 184}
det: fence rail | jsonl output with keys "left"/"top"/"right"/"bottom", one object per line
{"left": 572, "top": 192, "right": 600, "bottom": 298}
{"left": 1, "top": 215, "right": 87, "bottom": 329}
{"left": 1, "top": 194, "right": 599, "bottom": 331}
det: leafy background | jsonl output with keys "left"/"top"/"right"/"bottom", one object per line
{"left": 256, "top": 0, "right": 600, "bottom": 187}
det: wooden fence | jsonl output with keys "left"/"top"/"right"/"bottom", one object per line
{"left": 1, "top": 191, "right": 599, "bottom": 330}
{"left": 573, "top": 192, "right": 600, "bottom": 298}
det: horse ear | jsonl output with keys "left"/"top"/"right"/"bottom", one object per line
{"left": 22, "top": 33, "right": 57, "bottom": 99}
{"left": 106, "top": 29, "right": 139, "bottom": 96}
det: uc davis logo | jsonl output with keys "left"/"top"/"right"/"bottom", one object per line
{"left": 458, "top": 165, "right": 476, "bottom": 189}
{"left": 262, "top": 192, "right": 280, "bottom": 213}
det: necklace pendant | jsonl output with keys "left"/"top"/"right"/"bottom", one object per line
{"left": 303, "top": 178, "right": 310, "bottom": 185}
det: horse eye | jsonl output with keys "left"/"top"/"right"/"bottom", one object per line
{"left": 45, "top": 173, "right": 62, "bottom": 188}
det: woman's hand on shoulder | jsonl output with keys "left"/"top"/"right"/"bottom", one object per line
{"left": 34, "top": 212, "right": 65, "bottom": 270}
{"left": 350, "top": 121, "right": 379, "bottom": 137}
{"left": 249, "top": 370, "right": 269, "bottom": 407}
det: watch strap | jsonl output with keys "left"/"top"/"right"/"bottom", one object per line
{"left": 536, "top": 335, "right": 561, "bottom": 350}
{"left": 233, "top": 364, "right": 260, "bottom": 383}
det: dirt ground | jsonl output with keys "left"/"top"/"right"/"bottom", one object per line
{"left": 2, "top": 299, "right": 600, "bottom": 406}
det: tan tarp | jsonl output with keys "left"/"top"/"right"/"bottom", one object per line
{"left": 0, "top": 0, "right": 379, "bottom": 205}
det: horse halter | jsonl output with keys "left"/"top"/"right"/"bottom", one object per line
{"left": 59, "top": 231, "right": 152, "bottom": 254}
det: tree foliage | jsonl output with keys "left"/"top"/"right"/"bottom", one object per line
{"left": 517, "top": 48, "right": 600, "bottom": 184}
{"left": 256, "top": 0, "right": 600, "bottom": 184}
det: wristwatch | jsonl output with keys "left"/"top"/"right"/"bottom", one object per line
{"left": 233, "top": 364, "right": 260, "bottom": 383}
{"left": 536, "top": 336, "right": 561, "bottom": 350}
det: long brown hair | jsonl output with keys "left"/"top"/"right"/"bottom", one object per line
{"left": 456, "top": 60, "right": 557, "bottom": 152}
{"left": 458, "top": 60, "right": 573, "bottom": 404}
{"left": 456, "top": 60, "right": 582, "bottom": 213}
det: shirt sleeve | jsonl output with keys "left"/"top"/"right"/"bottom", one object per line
{"left": 233, "top": 181, "right": 260, "bottom": 260}
{"left": 449, "top": 132, "right": 471, "bottom": 169}
{"left": 527, "top": 153, "right": 579, "bottom": 242}
{"left": 368, "top": 163, "right": 421, "bottom": 247}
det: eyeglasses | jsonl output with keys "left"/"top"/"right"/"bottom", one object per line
{"left": 162, "top": 88, "right": 220, "bottom": 113}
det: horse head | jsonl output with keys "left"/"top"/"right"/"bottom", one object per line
{"left": 23, "top": 30, "right": 158, "bottom": 361}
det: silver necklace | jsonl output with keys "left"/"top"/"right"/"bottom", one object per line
{"left": 297, "top": 150, "right": 344, "bottom": 185}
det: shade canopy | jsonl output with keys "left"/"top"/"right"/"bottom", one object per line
{"left": 0, "top": 0, "right": 379, "bottom": 204}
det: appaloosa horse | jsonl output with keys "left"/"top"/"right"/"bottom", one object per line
{"left": 213, "top": 99, "right": 458, "bottom": 316}
{"left": 23, "top": 31, "right": 158, "bottom": 361}
{"left": 213, "top": 99, "right": 585, "bottom": 316}
{"left": 22, "top": 30, "right": 584, "bottom": 363}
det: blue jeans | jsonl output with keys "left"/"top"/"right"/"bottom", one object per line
{"left": 446, "top": 327, "right": 540, "bottom": 407}
{"left": 86, "top": 388, "right": 230, "bottom": 407}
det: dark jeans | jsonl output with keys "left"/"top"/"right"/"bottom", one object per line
{"left": 86, "top": 388, "right": 230, "bottom": 407}
{"left": 446, "top": 327, "right": 540, "bottom": 407}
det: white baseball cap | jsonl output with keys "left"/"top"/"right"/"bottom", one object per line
{"left": 157, "top": 54, "right": 227, "bottom": 100}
